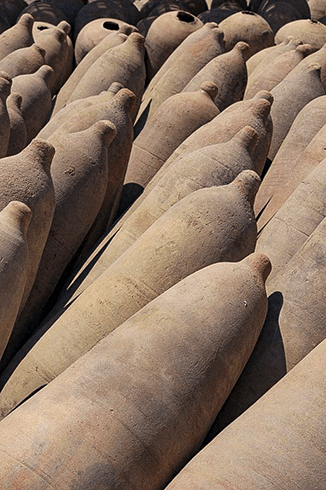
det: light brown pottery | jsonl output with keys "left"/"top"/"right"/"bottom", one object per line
{"left": 0, "top": 171, "right": 260, "bottom": 417}
{"left": 0, "top": 253, "right": 270, "bottom": 488}
{"left": 0, "top": 201, "right": 31, "bottom": 362}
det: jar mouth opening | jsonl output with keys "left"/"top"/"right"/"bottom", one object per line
{"left": 103, "top": 21, "right": 120, "bottom": 31}
{"left": 177, "top": 11, "right": 196, "bottom": 23}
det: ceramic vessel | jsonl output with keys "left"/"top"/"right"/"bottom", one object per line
{"left": 0, "top": 253, "right": 270, "bottom": 488}
{"left": 0, "top": 171, "right": 260, "bottom": 416}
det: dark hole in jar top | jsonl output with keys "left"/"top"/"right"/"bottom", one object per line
{"left": 177, "top": 11, "right": 196, "bottom": 23}
{"left": 103, "top": 21, "right": 120, "bottom": 31}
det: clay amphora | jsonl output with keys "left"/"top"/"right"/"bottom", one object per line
{"left": 62, "top": 126, "right": 259, "bottom": 301}
{"left": 141, "top": 22, "right": 224, "bottom": 98}
{"left": 0, "top": 202, "right": 31, "bottom": 362}
{"left": 0, "top": 171, "right": 260, "bottom": 415}
{"left": 68, "top": 32, "right": 146, "bottom": 121}
{"left": 40, "top": 82, "right": 124, "bottom": 140}
{"left": 120, "top": 82, "right": 219, "bottom": 211}
{"left": 246, "top": 36, "right": 302, "bottom": 77}
{"left": 258, "top": 117, "right": 326, "bottom": 230}
{"left": 52, "top": 32, "right": 128, "bottom": 115}
{"left": 14, "top": 121, "right": 117, "bottom": 343}
{"left": 211, "top": 218, "right": 326, "bottom": 434}
{"left": 254, "top": 95, "right": 326, "bottom": 219}
{"left": 32, "top": 21, "right": 73, "bottom": 96}
{"left": 309, "top": 0, "right": 326, "bottom": 19}
{"left": 256, "top": 157, "right": 326, "bottom": 283}
{"left": 148, "top": 91, "right": 273, "bottom": 188}
{"left": 296, "top": 41, "right": 326, "bottom": 91}
{"left": 145, "top": 10, "right": 203, "bottom": 80}
{"left": 18, "top": 2, "right": 68, "bottom": 26}
{"left": 0, "top": 73, "right": 11, "bottom": 158}
{"left": 137, "top": 23, "right": 225, "bottom": 123}
{"left": 11, "top": 65, "right": 54, "bottom": 143}
{"left": 182, "top": 41, "right": 250, "bottom": 111}
{"left": 0, "top": 13, "right": 34, "bottom": 61}
{"left": 75, "top": 17, "right": 137, "bottom": 64}
{"left": 245, "top": 43, "right": 312, "bottom": 99}
{"left": 257, "top": 0, "right": 303, "bottom": 33}
{"left": 0, "top": 253, "right": 270, "bottom": 488}
{"left": 0, "top": 44, "right": 46, "bottom": 79}
{"left": 137, "top": 3, "right": 194, "bottom": 37}
{"left": 275, "top": 19, "right": 326, "bottom": 51}
{"left": 166, "top": 338, "right": 326, "bottom": 490}
{"left": 219, "top": 10, "right": 274, "bottom": 58}
{"left": 267, "top": 62, "right": 325, "bottom": 161}
{"left": 6, "top": 92, "right": 27, "bottom": 156}
{"left": 0, "top": 140, "right": 55, "bottom": 369}
{"left": 74, "top": 0, "right": 141, "bottom": 40}
{"left": 0, "top": 0, "right": 28, "bottom": 26}
{"left": 54, "top": 88, "right": 136, "bottom": 253}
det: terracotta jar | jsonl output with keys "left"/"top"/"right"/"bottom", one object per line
{"left": 145, "top": 10, "right": 203, "bottom": 80}
{"left": 74, "top": 17, "right": 137, "bottom": 64}
{"left": 32, "top": 21, "right": 73, "bottom": 95}
{"left": 67, "top": 32, "right": 146, "bottom": 121}
{"left": 0, "top": 253, "right": 270, "bottom": 488}
{"left": 182, "top": 41, "right": 250, "bottom": 110}
{"left": 74, "top": 0, "right": 141, "bottom": 40}
{"left": 244, "top": 43, "right": 312, "bottom": 99}
{"left": 53, "top": 88, "right": 136, "bottom": 253}
{"left": 219, "top": 10, "right": 274, "bottom": 58}
{"left": 309, "top": 0, "right": 326, "bottom": 20}
{"left": 52, "top": 32, "right": 128, "bottom": 115}
{"left": 297, "top": 42, "right": 326, "bottom": 92}
{"left": 0, "top": 139, "right": 55, "bottom": 370}
{"left": 0, "top": 13, "right": 34, "bottom": 61}
{"left": 0, "top": 73, "right": 11, "bottom": 158}
{"left": 11, "top": 65, "right": 54, "bottom": 143}
{"left": 61, "top": 126, "right": 259, "bottom": 302}
{"left": 212, "top": 217, "right": 326, "bottom": 435}
{"left": 6, "top": 92, "right": 27, "bottom": 156}
{"left": 267, "top": 61, "right": 325, "bottom": 161}
{"left": 258, "top": 116, "right": 326, "bottom": 231}
{"left": 246, "top": 36, "right": 302, "bottom": 77}
{"left": 0, "top": 171, "right": 260, "bottom": 418}
{"left": 120, "top": 82, "right": 219, "bottom": 212}
{"left": 254, "top": 95, "right": 326, "bottom": 219}
{"left": 275, "top": 19, "right": 326, "bottom": 51}
{"left": 138, "top": 23, "right": 225, "bottom": 122}
{"left": 0, "top": 201, "right": 31, "bottom": 362}
{"left": 14, "top": 121, "right": 117, "bottom": 341}
{"left": 256, "top": 157, "right": 326, "bottom": 283}
{"left": 0, "top": 44, "right": 46, "bottom": 78}
{"left": 166, "top": 339, "right": 326, "bottom": 489}
{"left": 148, "top": 91, "right": 273, "bottom": 190}
{"left": 40, "top": 82, "right": 124, "bottom": 140}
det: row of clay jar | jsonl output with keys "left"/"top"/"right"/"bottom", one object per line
{"left": 0, "top": 2, "right": 325, "bottom": 488}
